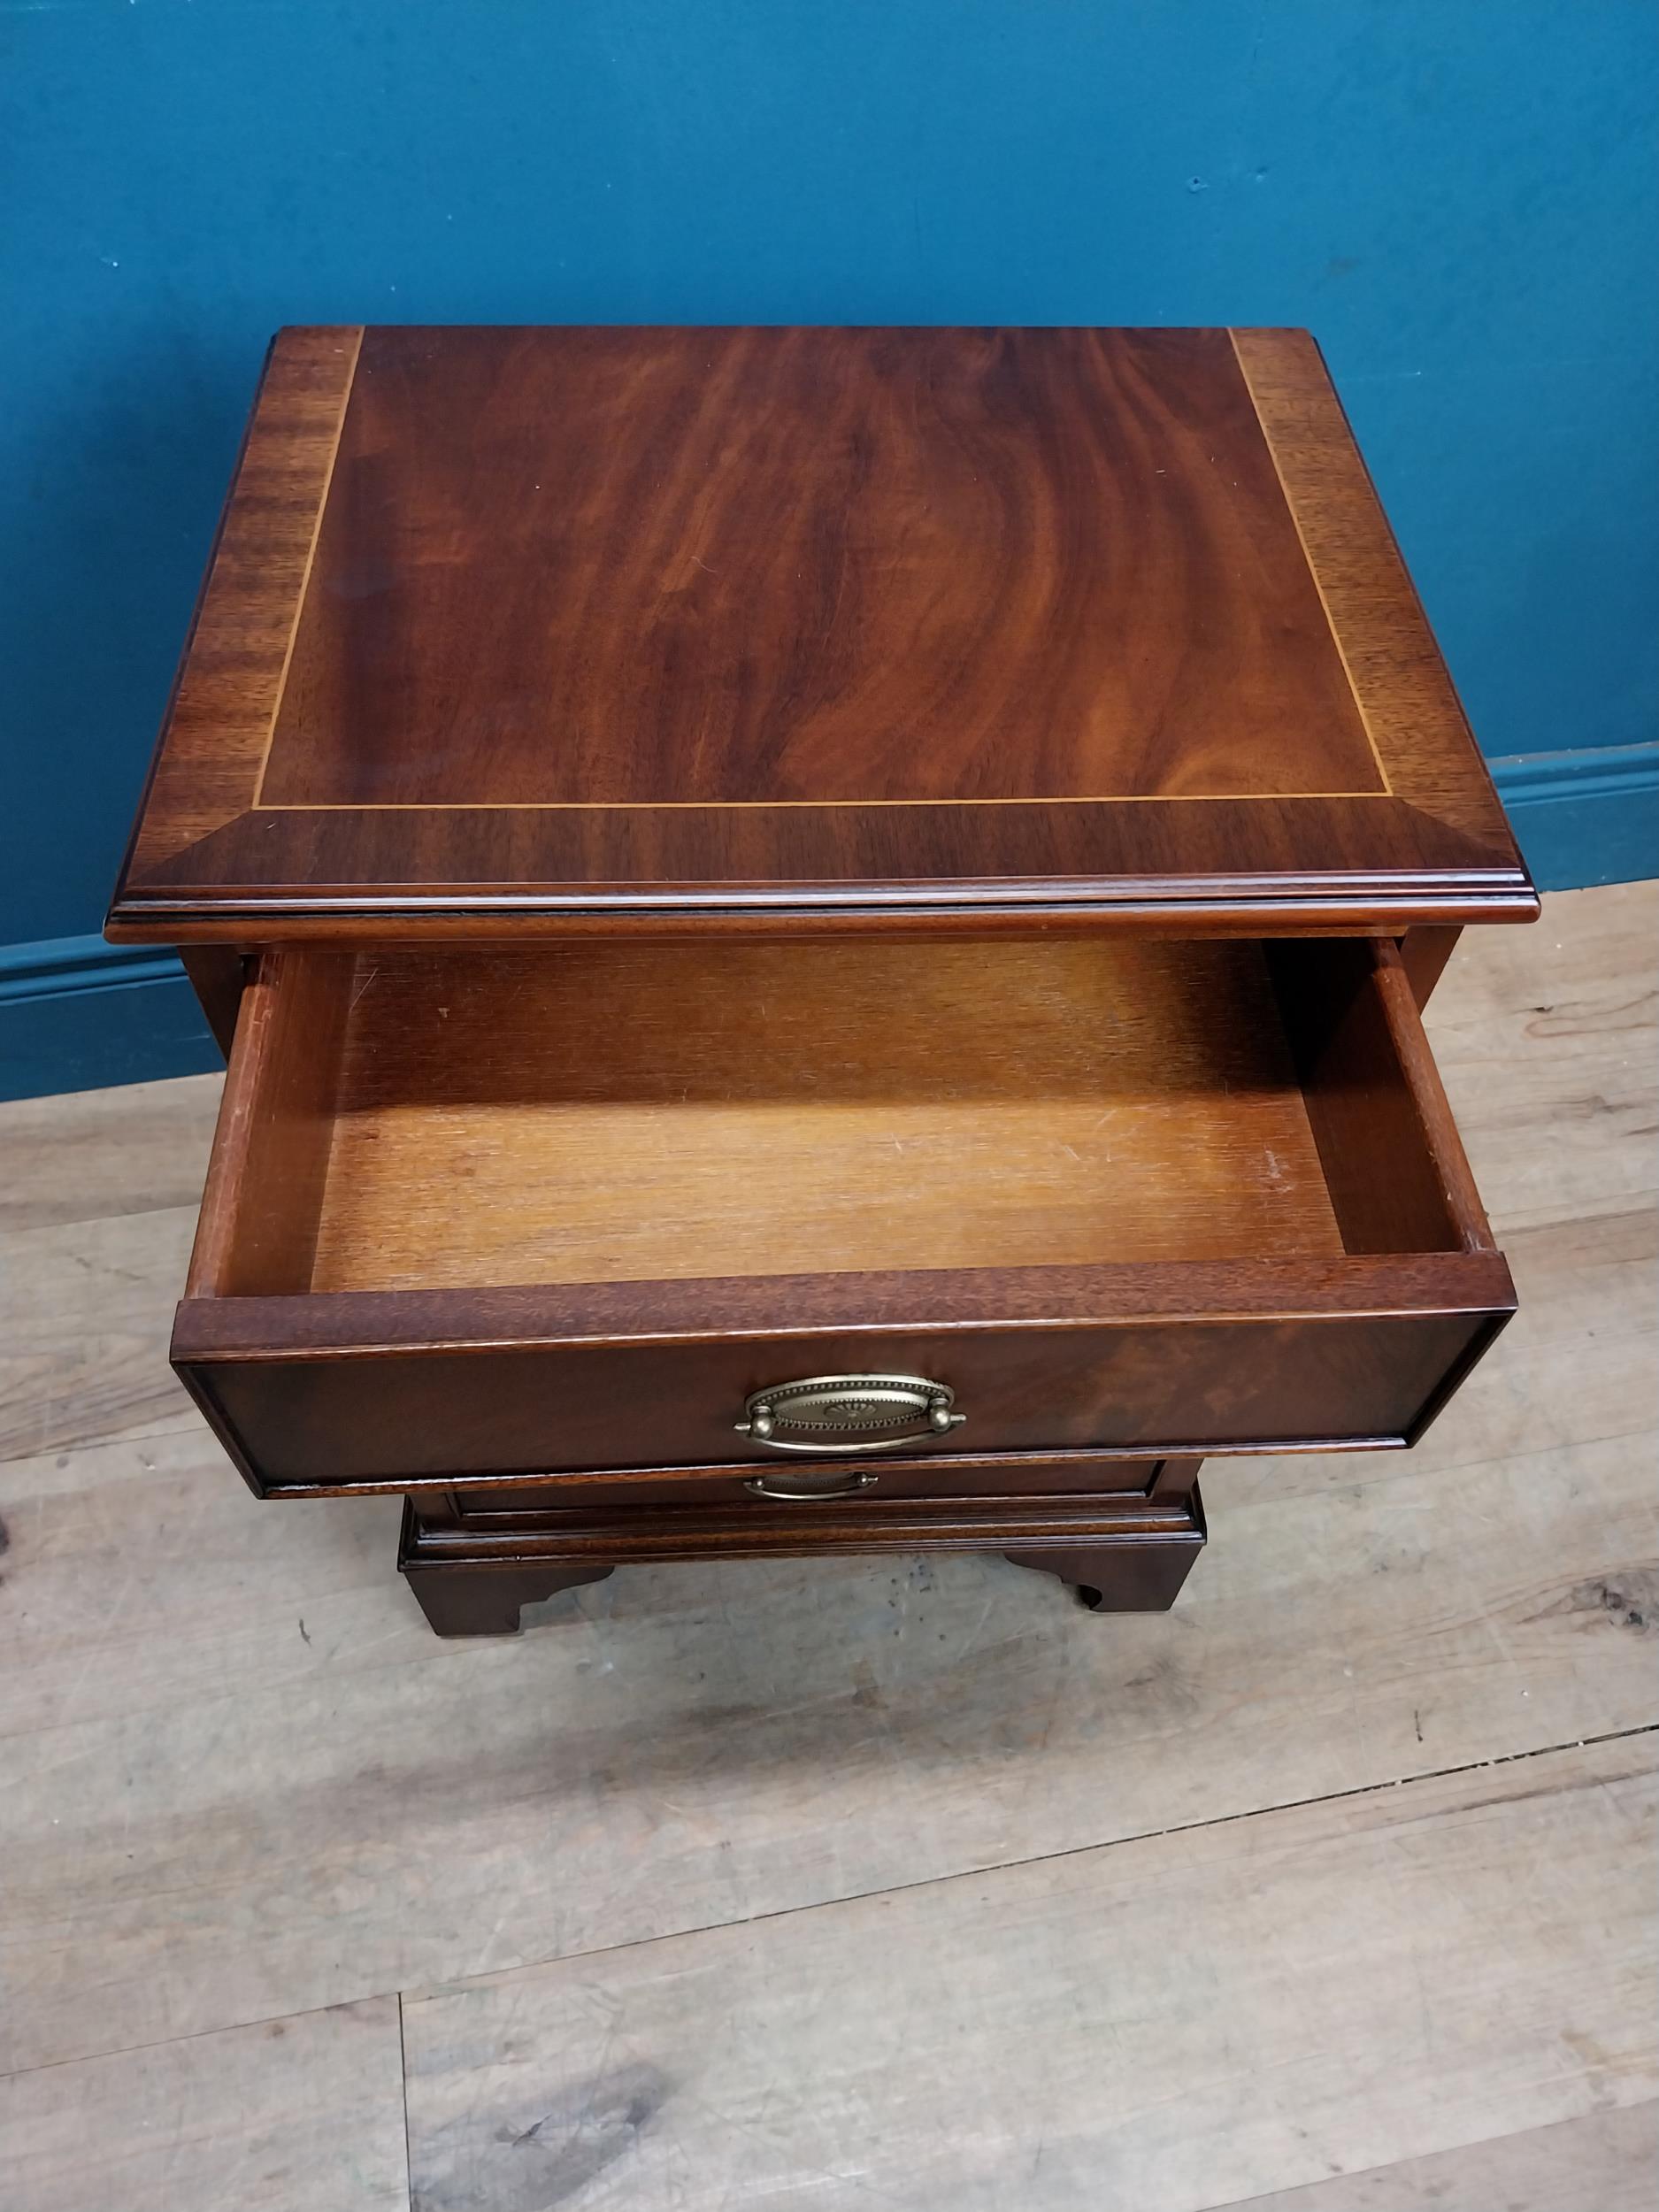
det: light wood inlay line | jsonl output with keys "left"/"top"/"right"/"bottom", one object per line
{"left": 111, "top": 326, "right": 1532, "bottom": 933}
{"left": 249, "top": 325, "right": 364, "bottom": 810}
{"left": 1229, "top": 326, "right": 1394, "bottom": 800}
{"left": 251, "top": 792, "right": 1394, "bottom": 811}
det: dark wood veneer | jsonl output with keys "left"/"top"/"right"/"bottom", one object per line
{"left": 273, "top": 327, "right": 1377, "bottom": 810}
{"left": 447, "top": 1450, "right": 1170, "bottom": 1517}
{"left": 396, "top": 1486, "right": 1209, "bottom": 1636}
{"left": 109, "top": 324, "right": 1533, "bottom": 1632}
{"left": 110, "top": 326, "right": 1534, "bottom": 941}
{"left": 170, "top": 926, "right": 1514, "bottom": 1500}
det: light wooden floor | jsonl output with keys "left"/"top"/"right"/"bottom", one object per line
{"left": 0, "top": 881, "right": 1654, "bottom": 2212}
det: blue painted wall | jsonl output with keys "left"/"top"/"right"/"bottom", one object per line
{"left": 3, "top": 1, "right": 1655, "bottom": 1095}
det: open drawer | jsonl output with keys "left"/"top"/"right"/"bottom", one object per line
{"left": 172, "top": 935, "right": 1514, "bottom": 1496}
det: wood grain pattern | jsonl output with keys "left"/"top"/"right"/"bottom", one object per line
{"left": 117, "top": 326, "right": 361, "bottom": 879}
{"left": 7, "top": 1421, "right": 1652, "bottom": 2075}
{"left": 184, "top": 950, "right": 350, "bottom": 1296}
{"left": 0, "top": 1071, "right": 222, "bottom": 1233}
{"left": 0, "top": 884, "right": 1641, "bottom": 2200}
{"left": 0, "top": 1997, "right": 407, "bottom": 2212}
{"left": 1215, "top": 2103, "right": 1658, "bottom": 2212}
{"left": 1232, "top": 329, "right": 1516, "bottom": 857}
{"left": 178, "top": 1288, "right": 1507, "bottom": 1488}
{"left": 179, "top": 945, "right": 248, "bottom": 1056}
{"left": 398, "top": 1487, "right": 1208, "bottom": 1632}
{"left": 1397, "top": 921, "right": 1462, "bottom": 1009}
{"left": 398, "top": 1488, "right": 1204, "bottom": 1564}
{"left": 398, "top": 1735, "right": 1658, "bottom": 2212}
{"left": 269, "top": 326, "right": 1377, "bottom": 807}
{"left": 1419, "top": 877, "right": 1656, "bottom": 1236}
{"left": 0, "top": 1209, "right": 200, "bottom": 1462}
{"left": 446, "top": 1448, "right": 1170, "bottom": 1516}
{"left": 170, "top": 927, "right": 1510, "bottom": 1490}
{"left": 107, "top": 326, "right": 1535, "bottom": 938}
{"left": 183, "top": 933, "right": 1501, "bottom": 1293}
{"left": 306, "top": 937, "right": 1344, "bottom": 1292}
{"left": 1270, "top": 937, "right": 1494, "bottom": 1256}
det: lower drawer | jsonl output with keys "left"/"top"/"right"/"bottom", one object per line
{"left": 448, "top": 1450, "right": 1175, "bottom": 1520}
{"left": 172, "top": 933, "right": 1514, "bottom": 1496}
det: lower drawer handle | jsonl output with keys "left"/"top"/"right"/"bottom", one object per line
{"left": 743, "top": 1471, "right": 880, "bottom": 1502}
{"left": 735, "top": 1372, "right": 966, "bottom": 1455}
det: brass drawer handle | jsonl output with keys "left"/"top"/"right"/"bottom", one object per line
{"left": 735, "top": 1373, "right": 965, "bottom": 1455}
{"left": 743, "top": 1471, "right": 880, "bottom": 1502}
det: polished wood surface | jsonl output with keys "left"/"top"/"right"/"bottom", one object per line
{"left": 1, "top": 882, "right": 1650, "bottom": 2209}
{"left": 446, "top": 1448, "right": 1171, "bottom": 1516}
{"left": 399, "top": 1549, "right": 614, "bottom": 1639}
{"left": 176, "top": 947, "right": 247, "bottom": 1056}
{"left": 398, "top": 1487, "right": 1208, "bottom": 1635}
{"left": 169, "top": 930, "right": 1512, "bottom": 1489}
{"left": 1268, "top": 936, "right": 1495, "bottom": 1255}
{"left": 188, "top": 934, "right": 1488, "bottom": 1297}
{"left": 174, "top": 1277, "right": 1509, "bottom": 1487}
{"left": 309, "top": 938, "right": 1345, "bottom": 1291}
{"left": 273, "top": 328, "right": 1375, "bottom": 805}
{"left": 109, "top": 325, "right": 1534, "bottom": 939}
{"left": 1005, "top": 1532, "right": 1206, "bottom": 1612}
{"left": 184, "top": 946, "right": 348, "bottom": 1296}
{"left": 1397, "top": 920, "right": 1463, "bottom": 1008}
{"left": 399, "top": 1489, "right": 1206, "bottom": 1566}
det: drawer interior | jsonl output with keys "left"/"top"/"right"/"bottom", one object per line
{"left": 190, "top": 935, "right": 1489, "bottom": 1302}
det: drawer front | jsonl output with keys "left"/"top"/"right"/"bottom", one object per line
{"left": 174, "top": 1261, "right": 1512, "bottom": 1494}
{"left": 174, "top": 930, "right": 1516, "bottom": 1500}
{"left": 449, "top": 1450, "right": 1170, "bottom": 1519}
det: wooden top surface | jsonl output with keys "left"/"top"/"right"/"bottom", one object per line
{"left": 110, "top": 325, "right": 1534, "bottom": 939}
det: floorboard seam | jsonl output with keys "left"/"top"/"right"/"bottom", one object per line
{"left": 397, "top": 1991, "right": 415, "bottom": 2212}
{"left": 0, "top": 1415, "right": 207, "bottom": 1477}
{"left": 396, "top": 1717, "right": 1659, "bottom": 2001}
{"left": 5, "top": 1724, "right": 1655, "bottom": 2089}
{"left": 0, "top": 1413, "right": 204, "bottom": 1469}
{"left": 0, "top": 1991, "right": 395, "bottom": 2086}
{"left": 1198, "top": 2095, "right": 1659, "bottom": 2212}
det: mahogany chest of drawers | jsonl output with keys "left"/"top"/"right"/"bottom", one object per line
{"left": 108, "top": 325, "right": 1536, "bottom": 1636}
